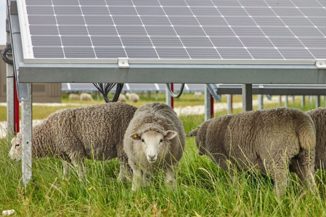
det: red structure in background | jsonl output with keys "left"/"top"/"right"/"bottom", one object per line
{"left": 210, "top": 94, "right": 214, "bottom": 118}
{"left": 14, "top": 77, "right": 19, "bottom": 133}
{"left": 170, "top": 83, "right": 174, "bottom": 109}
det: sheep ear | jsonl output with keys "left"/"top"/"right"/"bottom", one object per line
{"left": 164, "top": 130, "right": 178, "bottom": 140}
{"left": 131, "top": 133, "right": 141, "bottom": 140}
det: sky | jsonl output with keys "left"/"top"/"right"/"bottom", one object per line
{"left": 0, "top": 0, "right": 6, "bottom": 45}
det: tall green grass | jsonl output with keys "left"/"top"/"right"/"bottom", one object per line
{"left": 1, "top": 115, "right": 326, "bottom": 216}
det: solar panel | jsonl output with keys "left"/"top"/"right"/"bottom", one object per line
{"left": 17, "top": 0, "right": 326, "bottom": 63}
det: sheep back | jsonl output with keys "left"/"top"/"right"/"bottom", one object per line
{"left": 41, "top": 102, "right": 136, "bottom": 161}
{"left": 307, "top": 108, "right": 326, "bottom": 169}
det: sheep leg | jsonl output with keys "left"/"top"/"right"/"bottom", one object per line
{"left": 131, "top": 168, "right": 143, "bottom": 191}
{"left": 62, "top": 160, "right": 71, "bottom": 177}
{"left": 72, "top": 159, "right": 86, "bottom": 181}
{"left": 264, "top": 158, "right": 288, "bottom": 197}
{"left": 165, "top": 167, "right": 176, "bottom": 189}
{"left": 117, "top": 161, "right": 132, "bottom": 182}
{"left": 290, "top": 149, "right": 316, "bottom": 191}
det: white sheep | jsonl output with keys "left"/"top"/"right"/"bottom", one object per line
{"left": 80, "top": 93, "right": 93, "bottom": 101}
{"left": 68, "top": 93, "right": 80, "bottom": 101}
{"left": 126, "top": 93, "right": 140, "bottom": 103}
{"left": 9, "top": 103, "right": 137, "bottom": 181}
{"left": 118, "top": 94, "right": 127, "bottom": 103}
{"left": 123, "top": 103, "right": 185, "bottom": 191}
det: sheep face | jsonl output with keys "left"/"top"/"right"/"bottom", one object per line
{"left": 131, "top": 130, "right": 178, "bottom": 164}
{"left": 9, "top": 133, "right": 22, "bottom": 161}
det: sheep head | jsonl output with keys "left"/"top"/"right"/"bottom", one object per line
{"left": 9, "top": 133, "right": 22, "bottom": 161}
{"left": 131, "top": 129, "right": 178, "bottom": 164}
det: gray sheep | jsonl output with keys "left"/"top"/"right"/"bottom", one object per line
{"left": 123, "top": 103, "right": 185, "bottom": 191}
{"left": 9, "top": 102, "right": 137, "bottom": 180}
{"left": 189, "top": 108, "right": 316, "bottom": 196}
{"left": 307, "top": 108, "right": 326, "bottom": 170}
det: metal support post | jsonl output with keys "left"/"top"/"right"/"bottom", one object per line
{"left": 205, "top": 87, "right": 214, "bottom": 120}
{"left": 258, "top": 95, "right": 264, "bottom": 110}
{"left": 285, "top": 96, "right": 289, "bottom": 108}
{"left": 20, "top": 83, "right": 32, "bottom": 186}
{"left": 242, "top": 84, "right": 253, "bottom": 111}
{"left": 165, "top": 83, "right": 174, "bottom": 109}
{"left": 227, "top": 94, "right": 233, "bottom": 114}
{"left": 316, "top": 96, "right": 321, "bottom": 108}
{"left": 6, "top": 64, "right": 14, "bottom": 139}
{"left": 301, "top": 96, "right": 305, "bottom": 108}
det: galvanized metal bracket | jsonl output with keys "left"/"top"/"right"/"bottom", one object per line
{"left": 316, "top": 60, "right": 326, "bottom": 69}
{"left": 118, "top": 58, "right": 129, "bottom": 68}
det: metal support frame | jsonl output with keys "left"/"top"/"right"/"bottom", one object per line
{"left": 6, "top": 62, "right": 14, "bottom": 139}
{"left": 242, "top": 84, "right": 253, "bottom": 111}
{"left": 316, "top": 96, "right": 321, "bottom": 108}
{"left": 301, "top": 96, "right": 306, "bottom": 108}
{"left": 20, "top": 83, "right": 32, "bottom": 186}
{"left": 205, "top": 87, "right": 214, "bottom": 120}
{"left": 258, "top": 95, "right": 264, "bottom": 110}
{"left": 227, "top": 94, "right": 233, "bottom": 114}
{"left": 285, "top": 96, "right": 289, "bottom": 108}
{"left": 165, "top": 83, "right": 174, "bottom": 108}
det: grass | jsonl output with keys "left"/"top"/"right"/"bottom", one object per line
{"left": 1, "top": 114, "right": 326, "bottom": 216}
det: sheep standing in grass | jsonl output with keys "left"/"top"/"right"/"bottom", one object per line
{"left": 124, "top": 103, "right": 185, "bottom": 191}
{"left": 9, "top": 103, "right": 137, "bottom": 181}
{"left": 126, "top": 93, "right": 140, "bottom": 103}
{"left": 307, "top": 108, "right": 326, "bottom": 170}
{"left": 68, "top": 93, "right": 80, "bottom": 101}
{"left": 80, "top": 93, "right": 93, "bottom": 101}
{"left": 118, "top": 94, "right": 127, "bottom": 103}
{"left": 189, "top": 108, "right": 316, "bottom": 196}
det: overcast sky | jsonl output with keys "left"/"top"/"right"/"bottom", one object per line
{"left": 0, "top": 1, "right": 6, "bottom": 45}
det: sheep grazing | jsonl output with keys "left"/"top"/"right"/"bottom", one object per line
{"left": 68, "top": 93, "right": 80, "bottom": 101}
{"left": 9, "top": 102, "right": 137, "bottom": 181}
{"left": 118, "top": 94, "right": 127, "bottom": 103}
{"left": 80, "top": 93, "right": 93, "bottom": 101}
{"left": 126, "top": 93, "right": 140, "bottom": 103}
{"left": 189, "top": 108, "right": 316, "bottom": 196}
{"left": 124, "top": 103, "right": 185, "bottom": 191}
{"left": 307, "top": 108, "right": 326, "bottom": 170}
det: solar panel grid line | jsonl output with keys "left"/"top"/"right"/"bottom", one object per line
{"left": 47, "top": 1, "right": 65, "bottom": 58}
{"left": 181, "top": 0, "right": 222, "bottom": 59}
{"left": 104, "top": 3, "right": 128, "bottom": 58}
{"left": 208, "top": 0, "right": 255, "bottom": 59}
{"left": 156, "top": 0, "right": 191, "bottom": 59}
{"left": 75, "top": 0, "right": 97, "bottom": 58}
{"left": 235, "top": 0, "right": 286, "bottom": 60}
{"left": 130, "top": 0, "right": 160, "bottom": 58}
{"left": 288, "top": 0, "right": 326, "bottom": 39}
{"left": 262, "top": 0, "right": 316, "bottom": 59}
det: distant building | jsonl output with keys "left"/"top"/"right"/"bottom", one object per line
{"left": 0, "top": 46, "right": 61, "bottom": 103}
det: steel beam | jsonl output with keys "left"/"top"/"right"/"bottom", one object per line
{"left": 165, "top": 83, "right": 174, "bottom": 108}
{"left": 258, "top": 95, "right": 264, "bottom": 110}
{"left": 205, "top": 87, "right": 214, "bottom": 120}
{"left": 242, "top": 84, "right": 253, "bottom": 111}
{"left": 20, "top": 83, "right": 32, "bottom": 186}
{"left": 316, "top": 96, "right": 321, "bottom": 108}
{"left": 227, "top": 94, "right": 233, "bottom": 114}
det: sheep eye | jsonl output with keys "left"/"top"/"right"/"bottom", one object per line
{"left": 141, "top": 139, "right": 144, "bottom": 143}
{"left": 15, "top": 144, "right": 20, "bottom": 147}
{"left": 160, "top": 139, "right": 163, "bottom": 143}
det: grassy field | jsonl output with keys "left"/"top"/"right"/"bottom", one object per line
{"left": 1, "top": 114, "right": 326, "bottom": 216}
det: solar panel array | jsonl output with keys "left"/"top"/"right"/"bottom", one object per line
{"left": 22, "top": 0, "right": 326, "bottom": 61}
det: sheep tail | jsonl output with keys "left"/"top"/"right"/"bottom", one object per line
{"left": 296, "top": 117, "right": 316, "bottom": 151}
{"left": 188, "top": 128, "right": 199, "bottom": 137}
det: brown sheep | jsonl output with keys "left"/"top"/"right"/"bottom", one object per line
{"left": 307, "top": 108, "right": 326, "bottom": 170}
{"left": 9, "top": 102, "right": 137, "bottom": 181}
{"left": 189, "top": 108, "right": 316, "bottom": 196}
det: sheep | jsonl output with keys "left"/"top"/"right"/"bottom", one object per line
{"left": 126, "top": 93, "right": 140, "bottom": 103}
{"left": 80, "top": 93, "right": 93, "bottom": 101}
{"left": 118, "top": 94, "right": 127, "bottom": 103}
{"left": 307, "top": 108, "right": 326, "bottom": 170}
{"left": 123, "top": 103, "right": 185, "bottom": 191}
{"left": 189, "top": 108, "right": 316, "bottom": 196}
{"left": 9, "top": 102, "right": 137, "bottom": 181}
{"left": 68, "top": 93, "right": 80, "bottom": 101}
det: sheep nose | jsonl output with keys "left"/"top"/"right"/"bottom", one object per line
{"left": 148, "top": 155, "right": 157, "bottom": 162}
